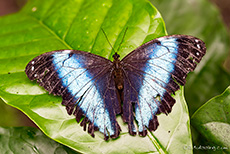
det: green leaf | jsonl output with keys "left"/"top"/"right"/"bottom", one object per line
{"left": 191, "top": 86, "right": 230, "bottom": 153}
{"left": 0, "top": 127, "right": 78, "bottom": 154}
{"left": 151, "top": 0, "right": 230, "bottom": 115}
{"left": 0, "top": 0, "right": 192, "bottom": 153}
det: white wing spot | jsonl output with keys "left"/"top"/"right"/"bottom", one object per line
{"left": 62, "top": 50, "right": 71, "bottom": 54}
{"left": 31, "top": 61, "right": 35, "bottom": 64}
{"left": 34, "top": 74, "right": 37, "bottom": 77}
{"left": 196, "top": 52, "right": 200, "bottom": 56}
{"left": 31, "top": 66, "right": 34, "bottom": 71}
{"left": 195, "top": 39, "right": 199, "bottom": 43}
{"left": 197, "top": 44, "right": 201, "bottom": 49}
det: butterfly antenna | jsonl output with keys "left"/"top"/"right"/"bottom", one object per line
{"left": 117, "top": 27, "right": 128, "bottom": 52}
{"left": 101, "top": 28, "right": 116, "bottom": 54}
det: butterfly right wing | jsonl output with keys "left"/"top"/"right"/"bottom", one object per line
{"left": 121, "top": 35, "right": 206, "bottom": 136}
{"left": 25, "top": 50, "right": 121, "bottom": 140}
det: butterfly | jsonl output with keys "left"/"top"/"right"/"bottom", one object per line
{"left": 25, "top": 34, "right": 206, "bottom": 140}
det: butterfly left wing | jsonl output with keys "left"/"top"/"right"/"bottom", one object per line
{"left": 121, "top": 35, "right": 206, "bottom": 136}
{"left": 25, "top": 50, "right": 121, "bottom": 140}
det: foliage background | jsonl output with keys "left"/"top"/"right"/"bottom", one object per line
{"left": 0, "top": 0, "right": 229, "bottom": 153}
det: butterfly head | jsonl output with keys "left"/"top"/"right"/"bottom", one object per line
{"left": 112, "top": 52, "right": 120, "bottom": 61}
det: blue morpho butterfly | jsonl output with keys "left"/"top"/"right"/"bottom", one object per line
{"left": 25, "top": 32, "right": 206, "bottom": 140}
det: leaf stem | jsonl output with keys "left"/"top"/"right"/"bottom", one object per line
{"left": 148, "top": 131, "right": 167, "bottom": 154}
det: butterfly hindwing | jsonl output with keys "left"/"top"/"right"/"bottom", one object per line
{"left": 121, "top": 35, "right": 206, "bottom": 135}
{"left": 25, "top": 50, "right": 121, "bottom": 140}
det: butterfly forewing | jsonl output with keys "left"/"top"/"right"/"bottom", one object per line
{"left": 121, "top": 35, "right": 206, "bottom": 135}
{"left": 25, "top": 50, "right": 121, "bottom": 140}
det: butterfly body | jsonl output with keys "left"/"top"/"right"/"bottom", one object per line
{"left": 112, "top": 53, "right": 124, "bottom": 91}
{"left": 25, "top": 35, "right": 206, "bottom": 140}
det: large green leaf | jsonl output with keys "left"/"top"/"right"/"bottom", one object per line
{"left": 191, "top": 86, "right": 230, "bottom": 153}
{"left": 0, "top": 127, "right": 78, "bottom": 154}
{"left": 0, "top": 0, "right": 192, "bottom": 153}
{"left": 151, "top": 0, "right": 230, "bottom": 115}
